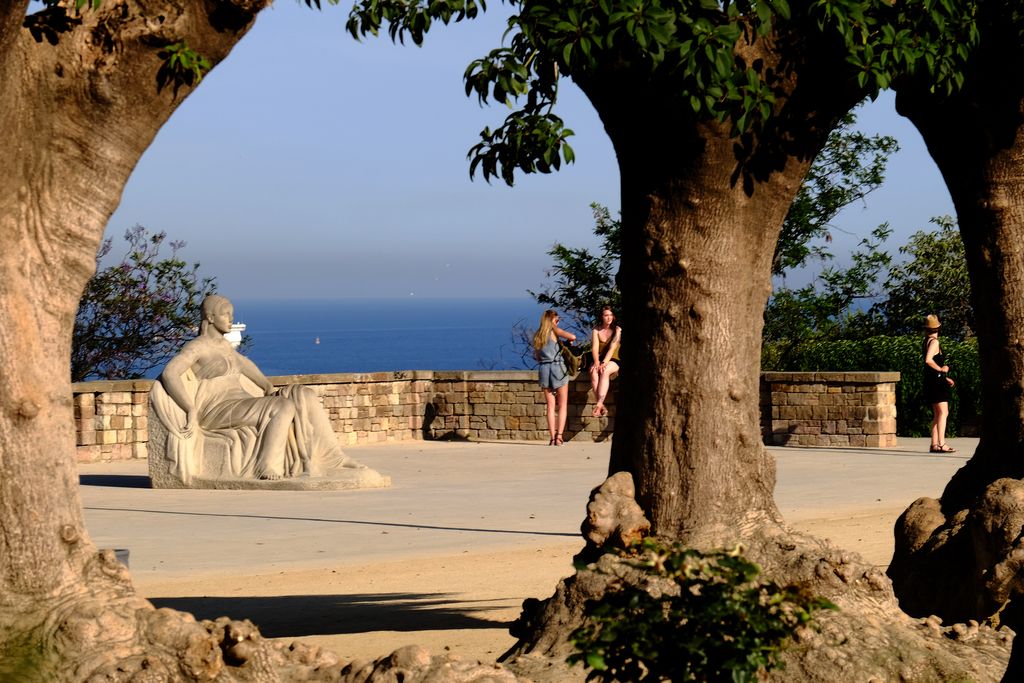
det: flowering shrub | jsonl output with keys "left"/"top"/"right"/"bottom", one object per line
{"left": 72, "top": 225, "right": 217, "bottom": 381}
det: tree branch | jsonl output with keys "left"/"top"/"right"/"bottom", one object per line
{"left": 0, "top": 1, "right": 30, "bottom": 67}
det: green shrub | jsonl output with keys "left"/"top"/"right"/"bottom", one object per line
{"left": 762, "top": 335, "right": 980, "bottom": 437}
{"left": 568, "top": 539, "right": 835, "bottom": 682}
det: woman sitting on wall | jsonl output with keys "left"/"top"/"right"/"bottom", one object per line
{"left": 589, "top": 305, "right": 621, "bottom": 418}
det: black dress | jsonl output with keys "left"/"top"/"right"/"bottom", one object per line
{"left": 922, "top": 339, "right": 951, "bottom": 404}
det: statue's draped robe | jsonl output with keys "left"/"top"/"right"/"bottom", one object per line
{"left": 150, "top": 368, "right": 345, "bottom": 483}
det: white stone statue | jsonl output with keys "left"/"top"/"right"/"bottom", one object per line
{"left": 148, "top": 294, "right": 388, "bottom": 490}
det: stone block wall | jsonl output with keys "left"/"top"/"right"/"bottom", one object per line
{"left": 71, "top": 369, "right": 897, "bottom": 463}
{"left": 276, "top": 371, "right": 435, "bottom": 445}
{"left": 424, "top": 371, "right": 614, "bottom": 442}
{"left": 760, "top": 371, "right": 900, "bottom": 448}
{"left": 71, "top": 370, "right": 615, "bottom": 463}
{"left": 74, "top": 380, "right": 153, "bottom": 463}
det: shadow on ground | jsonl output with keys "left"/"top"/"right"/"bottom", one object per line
{"left": 149, "top": 592, "right": 513, "bottom": 637}
{"left": 79, "top": 474, "right": 151, "bottom": 488}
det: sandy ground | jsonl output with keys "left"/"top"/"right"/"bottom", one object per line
{"left": 134, "top": 543, "right": 582, "bottom": 665}
{"left": 133, "top": 514, "right": 901, "bottom": 665}
{"left": 128, "top": 471, "right": 929, "bottom": 665}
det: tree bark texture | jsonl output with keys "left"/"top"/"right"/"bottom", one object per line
{"left": 506, "top": 21, "right": 1015, "bottom": 678}
{"left": 888, "top": 28, "right": 1024, "bottom": 636}
{"left": 581, "top": 27, "right": 860, "bottom": 546}
{"left": 0, "top": 6, "right": 536, "bottom": 680}
{"left": 0, "top": 2, "right": 357, "bottom": 679}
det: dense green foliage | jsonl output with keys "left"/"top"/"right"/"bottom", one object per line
{"left": 775, "top": 112, "right": 898, "bottom": 275}
{"left": 343, "top": 0, "right": 977, "bottom": 185}
{"left": 764, "top": 224, "right": 893, "bottom": 367}
{"left": 568, "top": 539, "right": 835, "bottom": 682}
{"left": 764, "top": 217, "right": 976, "bottom": 437}
{"left": 871, "top": 216, "right": 972, "bottom": 339}
{"left": 765, "top": 335, "right": 980, "bottom": 437}
{"left": 529, "top": 203, "right": 622, "bottom": 336}
{"left": 72, "top": 226, "right": 217, "bottom": 382}
{"left": 767, "top": 216, "right": 971, "bottom": 350}
{"left": 529, "top": 108, "right": 898, "bottom": 337}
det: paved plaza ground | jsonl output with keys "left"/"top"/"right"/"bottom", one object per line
{"left": 78, "top": 436, "right": 976, "bottom": 665}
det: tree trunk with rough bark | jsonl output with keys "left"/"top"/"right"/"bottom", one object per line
{"left": 0, "top": 5, "right": 536, "bottom": 680}
{"left": 0, "top": 2, "right": 350, "bottom": 679}
{"left": 502, "top": 25, "right": 1014, "bottom": 681}
{"left": 887, "top": 23, "right": 1024, "bottom": 647}
{"left": 596, "top": 33, "right": 833, "bottom": 548}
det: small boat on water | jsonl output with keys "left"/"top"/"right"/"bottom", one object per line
{"left": 314, "top": 337, "right": 320, "bottom": 345}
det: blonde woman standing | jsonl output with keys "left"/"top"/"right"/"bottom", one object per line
{"left": 534, "top": 310, "right": 576, "bottom": 445}
{"left": 589, "top": 306, "right": 621, "bottom": 417}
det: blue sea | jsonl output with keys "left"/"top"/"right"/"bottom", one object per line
{"left": 231, "top": 298, "right": 541, "bottom": 376}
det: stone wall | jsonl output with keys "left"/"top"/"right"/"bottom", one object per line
{"left": 760, "top": 371, "right": 900, "bottom": 448}
{"left": 72, "top": 369, "right": 898, "bottom": 463}
{"left": 424, "top": 372, "right": 614, "bottom": 443}
{"left": 74, "top": 380, "right": 152, "bottom": 463}
{"left": 72, "top": 371, "right": 615, "bottom": 463}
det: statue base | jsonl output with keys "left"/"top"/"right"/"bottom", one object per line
{"left": 147, "top": 414, "right": 391, "bottom": 490}
{"left": 148, "top": 466, "right": 391, "bottom": 491}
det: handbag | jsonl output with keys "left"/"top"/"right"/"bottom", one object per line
{"left": 558, "top": 340, "right": 584, "bottom": 377}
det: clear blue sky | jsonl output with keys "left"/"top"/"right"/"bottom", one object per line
{"left": 105, "top": 2, "right": 954, "bottom": 300}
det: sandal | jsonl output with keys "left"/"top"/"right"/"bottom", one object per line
{"left": 937, "top": 443, "right": 956, "bottom": 453}
{"left": 549, "top": 437, "right": 556, "bottom": 446}
{"left": 554, "top": 433, "right": 564, "bottom": 446}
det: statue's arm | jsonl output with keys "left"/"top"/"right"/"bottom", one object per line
{"left": 160, "top": 346, "right": 200, "bottom": 432}
{"left": 237, "top": 354, "right": 275, "bottom": 395}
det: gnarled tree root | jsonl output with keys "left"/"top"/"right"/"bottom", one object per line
{"left": 890, "top": 477, "right": 1024, "bottom": 625}
{"left": 498, "top": 475, "right": 1012, "bottom": 682}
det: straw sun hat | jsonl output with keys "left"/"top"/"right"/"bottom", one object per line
{"left": 924, "top": 314, "right": 942, "bottom": 331}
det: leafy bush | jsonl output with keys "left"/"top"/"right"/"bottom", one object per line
{"left": 73, "top": 225, "right": 217, "bottom": 381}
{"left": 763, "top": 335, "right": 980, "bottom": 437}
{"left": 568, "top": 539, "right": 835, "bottom": 682}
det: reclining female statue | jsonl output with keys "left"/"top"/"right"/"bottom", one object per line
{"left": 149, "top": 294, "right": 365, "bottom": 485}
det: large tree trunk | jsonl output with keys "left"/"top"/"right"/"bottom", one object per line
{"left": 503, "top": 95, "right": 1014, "bottom": 673}
{"left": 606, "top": 122, "right": 792, "bottom": 542}
{"left": 501, "top": 23, "right": 1014, "bottom": 682}
{"left": 0, "top": 3, "right": 343, "bottom": 678}
{"left": 887, "top": 29, "right": 1024, "bottom": 634}
{"left": 595, "top": 35, "right": 832, "bottom": 547}
{"left": 0, "top": 6, "right": 533, "bottom": 680}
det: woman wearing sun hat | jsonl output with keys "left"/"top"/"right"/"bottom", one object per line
{"left": 922, "top": 314, "right": 956, "bottom": 453}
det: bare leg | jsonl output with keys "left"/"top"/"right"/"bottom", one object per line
{"left": 593, "top": 361, "right": 619, "bottom": 416}
{"left": 589, "top": 365, "right": 601, "bottom": 416}
{"left": 543, "top": 388, "right": 557, "bottom": 443}
{"left": 936, "top": 401, "right": 949, "bottom": 447}
{"left": 555, "top": 384, "right": 569, "bottom": 444}
{"left": 929, "top": 402, "right": 951, "bottom": 451}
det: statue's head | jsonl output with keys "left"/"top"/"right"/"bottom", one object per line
{"left": 201, "top": 294, "right": 232, "bottom": 321}
{"left": 200, "top": 295, "right": 233, "bottom": 335}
